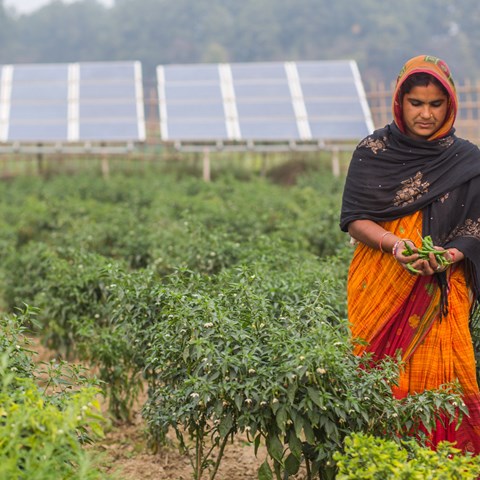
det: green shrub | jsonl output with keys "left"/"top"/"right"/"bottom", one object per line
{"left": 334, "top": 432, "right": 480, "bottom": 479}
{"left": 0, "top": 308, "right": 109, "bottom": 480}
{"left": 138, "top": 262, "right": 464, "bottom": 480}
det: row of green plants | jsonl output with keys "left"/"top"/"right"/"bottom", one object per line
{"left": 1, "top": 163, "right": 479, "bottom": 478}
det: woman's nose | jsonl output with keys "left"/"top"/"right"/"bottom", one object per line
{"left": 420, "top": 106, "right": 432, "bottom": 118}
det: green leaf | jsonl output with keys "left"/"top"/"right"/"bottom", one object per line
{"left": 266, "top": 433, "right": 284, "bottom": 462}
{"left": 284, "top": 453, "right": 301, "bottom": 475}
{"left": 303, "top": 421, "right": 316, "bottom": 444}
{"left": 275, "top": 405, "right": 287, "bottom": 433}
{"left": 293, "top": 412, "right": 304, "bottom": 438}
{"left": 307, "top": 387, "right": 322, "bottom": 407}
{"left": 219, "top": 412, "right": 233, "bottom": 438}
{"left": 288, "top": 429, "right": 303, "bottom": 459}
{"left": 254, "top": 433, "right": 262, "bottom": 456}
{"left": 258, "top": 459, "right": 273, "bottom": 480}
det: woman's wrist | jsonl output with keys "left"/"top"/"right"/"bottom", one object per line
{"left": 392, "top": 238, "right": 414, "bottom": 258}
{"left": 379, "top": 231, "right": 395, "bottom": 252}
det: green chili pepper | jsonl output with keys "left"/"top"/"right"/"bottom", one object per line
{"left": 402, "top": 235, "right": 451, "bottom": 272}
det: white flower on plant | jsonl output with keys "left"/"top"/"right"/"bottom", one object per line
{"left": 203, "top": 322, "right": 214, "bottom": 328}
{"left": 316, "top": 368, "right": 326, "bottom": 374}
{"left": 245, "top": 398, "right": 253, "bottom": 405}
{"left": 190, "top": 392, "right": 199, "bottom": 398}
{"left": 248, "top": 368, "right": 256, "bottom": 374}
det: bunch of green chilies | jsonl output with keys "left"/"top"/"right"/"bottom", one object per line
{"left": 402, "top": 235, "right": 451, "bottom": 274}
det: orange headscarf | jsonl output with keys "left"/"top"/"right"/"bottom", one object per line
{"left": 392, "top": 55, "right": 458, "bottom": 140}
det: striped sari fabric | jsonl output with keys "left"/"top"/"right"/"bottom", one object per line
{"left": 348, "top": 210, "right": 480, "bottom": 453}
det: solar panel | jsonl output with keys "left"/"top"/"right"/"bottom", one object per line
{"left": 157, "top": 60, "right": 374, "bottom": 146}
{"left": 0, "top": 61, "right": 145, "bottom": 143}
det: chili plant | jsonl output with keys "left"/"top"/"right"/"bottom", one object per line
{"left": 139, "top": 261, "right": 464, "bottom": 479}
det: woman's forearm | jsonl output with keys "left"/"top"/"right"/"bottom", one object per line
{"left": 348, "top": 219, "right": 401, "bottom": 253}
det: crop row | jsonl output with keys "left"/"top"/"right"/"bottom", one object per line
{"left": 0, "top": 165, "right": 478, "bottom": 479}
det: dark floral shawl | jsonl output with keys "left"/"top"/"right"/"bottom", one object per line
{"left": 340, "top": 121, "right": 480, "bottom": 300}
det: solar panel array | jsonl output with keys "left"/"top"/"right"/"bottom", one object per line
{"left": 0, "top": 61, "right": 145, "bottom": 143}
{"left": 157, "top": 60, "right": 374, "bottom": 145}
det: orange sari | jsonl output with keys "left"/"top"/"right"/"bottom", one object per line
{"left": 348, "top": 210, "right": 480, "bottom": 452}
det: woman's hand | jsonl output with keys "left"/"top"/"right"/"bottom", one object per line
{"left": 392, "top": 239, "right": 420, "bottom": 271}
{"left": 402, "top": 245, "right": 459, "bottom": 276}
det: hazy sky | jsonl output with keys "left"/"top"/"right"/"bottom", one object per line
{"left": 5, "top": 0, "right": 113, "bottom": 14}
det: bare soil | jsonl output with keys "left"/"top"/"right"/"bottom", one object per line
{"left": 98, "top": 405, "right": 266, "bottom": 480}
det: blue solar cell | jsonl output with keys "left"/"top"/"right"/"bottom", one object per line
{"left": 231, "top": 63, "right": 287, "bottom": 80}
{"left": 79, "top": 62, "right": 136, "bottom": 81}
{"left": 166, "top": 120, "right": 228, "bottom": 140}
{"left": 8, "top": 123, "right": 68, "bottom": 142}
{"left": 80, "top": 83, "right": 136, "bottom": 99}
{"left": 79, "top": 103, "right": 137, "bottom": 118}
{"left": 296, "top": 61, "right": 353, "bottom": 79}
{"left": 309, "top": 120, "right": 370, "bottom": 140}
{"left": 9, "top": 104, "right": 68, "bottom": 121}
{"left": 304, "top": 100, "right": 364, "bottom": 117}
{"left": 166, "top": 101, "right": 225, "bottom": 119}
{"left": 236, "top": 101, "right": 295, "bottom": 118}
{"left": 79, "top": 122, "right": 141, "bottom": 141}
{"left": 301, "top": 81, "right": 358, "bottom": 98}
{"left": 233, "top": 83, "right": 291, "bottom": 99}
{"left": 10, "top": 84, "right": 68, "bottom": 101}
{"left": 12, "top": 64, "right": 68, "bottom": 82}
{"left": 238, "top": 120, "right": 300, "bottom": 140}
{"left": 164, "top": 84, "right": 223, "bottom": 101}
{"left": 163, "top": 65, "right": 220, "bottom": 82}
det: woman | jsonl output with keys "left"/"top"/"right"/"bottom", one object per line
{"left": 340, "top": 55, "right": 480, "bottom": 452}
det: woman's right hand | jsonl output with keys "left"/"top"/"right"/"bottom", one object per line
{"left": 392, "top": 239, "right": 420, "bottom": 272}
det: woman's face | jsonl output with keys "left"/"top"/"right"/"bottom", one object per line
{"left": 401, "top": 82, "right": 448, "bottom": 140}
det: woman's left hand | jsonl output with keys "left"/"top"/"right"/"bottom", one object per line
{"left": 407, "top": 246, "right": 454, "bottom": 276}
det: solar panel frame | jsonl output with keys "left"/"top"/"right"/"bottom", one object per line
{"left": 157, "top": 59, "right": 374, "bottom": 147}
{"left": 0, "top": 61, "right": 146, "bottom": 144}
